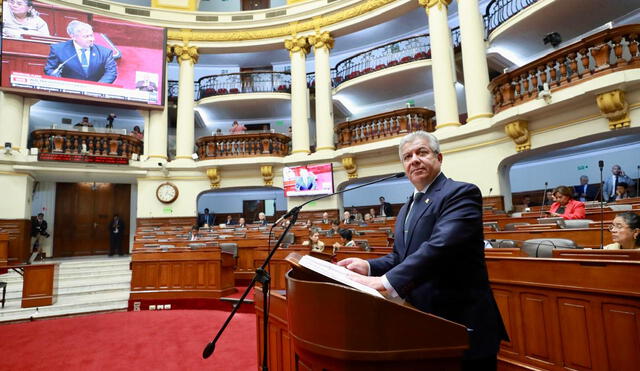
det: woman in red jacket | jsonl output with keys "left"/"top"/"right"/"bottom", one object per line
{"left": 548, "top": 186, "right": 586, "bottom": 220}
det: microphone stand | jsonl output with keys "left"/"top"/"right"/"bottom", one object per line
{"left": 539, "top": 182, "right": 548, "bottom": 218}
{"left": 599, "top": 162, "right": 605, "bottom": 248}
{"left": 202, "top": 172, "right": 405, "bottom": 368}
{"left": 636, "top": 165, "right": 639, "bottom": 198}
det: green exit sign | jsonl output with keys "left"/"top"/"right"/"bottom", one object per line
{"left": 577, "top": 165, "right": 588, "bottom": 170}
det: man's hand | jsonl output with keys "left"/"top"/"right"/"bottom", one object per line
{"left": 347, "top": 274, "right": 385, "bottom": 291}
{"left": 336, "top": 257, "right": 368, "bottom": 275}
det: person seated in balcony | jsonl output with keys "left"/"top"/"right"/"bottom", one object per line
{"left": 604, "top": 212, "right": 639, "bottom": 250}
{"left": 332, "top": 229, "right": 356, "bottom": 253}
{"left": 256, "top": 212, "right": 268, "bottom": 226}
{"left": 302, "top": 231, "right": 325, "bottom": 253}
{"left": 74, "top": 116, "right": 93, "bottom": 128}
{"left": 225, "top": 215, "right": 236, "bottom": 226}
{"left": 613, "top": 182, "right": 631, "bottom": 201}
{"left": 215, "top": 128, "right": 223, "bottom": 136}
{"left": 546, "top": 186, "right": 586, "bottom": 220}
{"left": 131, "top": 126, "right": 144, "bottom": 141}
{"left": 105, "top": 113, "right": 116, "bottom": 129}
{"left": 229, "top": 120, "right": 246, "bottom": 134}
{"left": 3, "top": 0, "right": 50, "bottom": 39}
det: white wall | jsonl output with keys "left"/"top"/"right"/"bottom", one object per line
{"left": 0, "top": 174, "right": 33, "bottom": 219}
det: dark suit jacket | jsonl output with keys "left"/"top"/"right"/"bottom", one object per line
{"left": 44, "top": 40, "right": 117, "bottom": 83}
{"left": 368, "top": 173, "right": 507, "bottom": 359}
{"left": 198, "top": 213, "right": 215, "bottom": 227}
{"left": 573, "top": 184, "right": 597, "bottom": 201}
{"left": 380, "top": 201, "right": 393, "bottom": 216}
{"left": 110, "top": 219, "right": 125, "bottom": 238}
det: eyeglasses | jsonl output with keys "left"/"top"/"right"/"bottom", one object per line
{"left": 8, "top": 0, "right": 28, "bottom": 6}
{"left": 608, "top": 224, "right": 628, "bottom": 231}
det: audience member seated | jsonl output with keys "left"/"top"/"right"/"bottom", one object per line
{"left": 342, "top": 211, "right": 353, "bottom": 225}
{"left": 332, "top": 229, "right": 356, "bottom": 253}
{"left": 215, "top": 128, "right": 223, "bottom": 136}
{"left": 225, "top": 215, "right": 236, "bottom": 225}
{"left": 302, "top": 231, "right": 325, "bottom": 252}
{"left": 255, "top": 212, "right": 268, "bottom": 226}
{"left": 74, "top": 116, "right": 93, "bottom": 128}
{"left": 364, "top": 213, "right": 373, "bottom": 222}
{"left": 547, "top": 186, "right": 585, "bottom": 220}
{"left": 320, "top": 212, "right": 331, "bottom": 225}
{"left": 229, "top": 120, "right": 246, "bottom": 134}
{"left": 521, "top": 195, "right": 540, "bottom": 208}
{"left": 543, "top": 190, "right": 555, "bottom": 206}
{"left": 350, "top": 207, "right": 363, "bottom": 222}
{"left": 369, "top": 208, "right": 377, "bottom": 218}
{"left": 237, "top": 217, "right": 246, "bottom": 228}
{"left": 2, "top": 0, "right": 50, "bottom": 38}
{"left": 573, "top": 175, "right": 597, "bottom": 202}
{"left": 131, "top": 126, "right": 144, "bottom": 140}
{"left": 187, "top": 225, "right": 199, "bottom": 241}
{"left": 604, "top": 212, "right": 640, "bottom": 250}
{"left": 613, "top": 182, "right": 631, "bottom": 201}
{"left": 280, "top": 219, "right": 291, "bottom": 228}
{"left": 604, "top": 164, "right": 635, "bottom": 202}
{"left": 326, "top": 220, "right": 341, "bottom": 237}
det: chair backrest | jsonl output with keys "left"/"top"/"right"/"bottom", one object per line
{"left": 563, "top": 219, "right": 594, "bottom": 229}
{"left": 483, "top": 222, "right": 499, "bottom": 231}
{"left": 489, "top": 239, "right": 517, "bottom": 249}
{"left": 219, "top": 242, "right": 238, "bottom": 257}
{"left": 522, "top": 238, "right": 577, "bottom": 257}
{"left": 608, "top": 204, "right": 633, "bottom": 211}
{"left": 354, "top": 240, "right": 370, "bottom": 251}
{"left": 537, "top": 217, "right": 565, "bottom": 225}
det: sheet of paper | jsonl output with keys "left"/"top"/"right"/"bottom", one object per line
{"left": 298, "top": 255, "right": 385, "bottom": 298}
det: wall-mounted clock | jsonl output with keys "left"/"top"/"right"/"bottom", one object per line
{"left": 156, "top": 182, "right": 179, "bottom": 204}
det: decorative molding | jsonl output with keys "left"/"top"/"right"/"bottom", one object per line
{"left": 308, "top": 31, "right": 334, "bottom": 51}
{"left": 596, "top": 89, "right": 630, "bottom": 130}
{"left": 260, "top": 165, "right": 274, "bottom": 186}
{"left": 171, "top": 42, "right": 199, "bottom": 64}
{"left": 166, "top": 45, "right": 175, "bottom": 63}
{"left": 206, "top": 168, "right": 221, "bottom": 188}
{"left": 167, "top": 0, "right": 396, "bottom": 42}
{"left": 436, "top": 122, "right": 462, "bottom": 129}
{"left": 151, "top": 0, "right": 199, "bottom": 11}
{"left": 465, "top": 113, "right": 494, "bottom": 123}
{"left": 341, "top": 156, "right": 358, "bottom": 179}
{"left": 504, "top": 120, "right": 530, "bottom": 152}
{"left": 419, "top": 0, "right": 452, "bottom": 12}
{"left": 284, "top": 35, "right": 311, "bottom": 55}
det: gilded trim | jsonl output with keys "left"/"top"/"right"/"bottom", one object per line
{"left": 291, "top": 149, "right": 311, "bottom": 154}
{"left": 315, "top": 146, "right": 336, "bottom": 151}
{"left": 436, "top": 122, "right": 462, "bottom": 129}
{"left": 174, "top": 155, "right": 195, "bottom": 159}
{"left": 147, "top": 155, "right": 169, "bottom": 159}
{"left": 465, "top": 113, "right": 494, "bottom": 122}
{"left": 167, "top": 0, "right": 396, "bottom": 42}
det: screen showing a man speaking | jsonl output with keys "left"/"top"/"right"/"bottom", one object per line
{"left": 1, "top": 1, "right": 166, "bottom": 107}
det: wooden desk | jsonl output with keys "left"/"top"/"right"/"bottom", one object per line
{"left": 0, "top": 263, "right": 59, "bottom": 308}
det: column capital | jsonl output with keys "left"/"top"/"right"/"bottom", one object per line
{"left": 171, "top": 43, "right": 199, "bottom": 64}
{"left": 284, "top": 36, "right": 310, "bottom": 56}
{"left": 166, "top": 45, "right": 175, "bottom": 63}
{"left": 308, "top": 31, "right": 334, "bottom": 51}
{"left": 418, "top": 0, "right": 452, "bottom": 10}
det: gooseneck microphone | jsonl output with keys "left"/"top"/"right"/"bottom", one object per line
{"left": 599, "top": 160, "right": 605, "bottom": 248}
{"left": 202, "top": 171, "right": 406, "bottom": 368}
{"left": 539, "top": 182, "right": 549, "bottom": 218}
{"left": 51, "top": 55, "right": 77, "bottom": 77}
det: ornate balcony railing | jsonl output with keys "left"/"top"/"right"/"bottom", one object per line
{"left": 484, "top": 0, "right": 539, "bottom": 36}
{"left": 488, "top": 25, "right": 640, "bottom": 113}
{"left": 31, "top": 129, "right": 142, "bottom": 159}
{"left": 168, "top": 80, "right": 200, "bottom": 100}
{"left": 196, "top": 132, "right": 291, "bottom": 159}
{"left": 198, "top": 71, "right": 292, "bottom": 99}
{"left": 335, "top": 107, "right": 435, "bottom": 148}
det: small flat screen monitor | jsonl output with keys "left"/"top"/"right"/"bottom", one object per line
{"left": 283, "top": 163, "right": 334, "bottom": 197}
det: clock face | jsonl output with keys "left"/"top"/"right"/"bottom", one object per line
{"left": 156, "top": 183, "right": 178, "bottom": 203}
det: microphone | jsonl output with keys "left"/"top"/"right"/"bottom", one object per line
{"left": 598, "top": 160, "right": 604, "bottom": 170}
{"left": 488, "top": 187, "right": 493, "bottom": 197}
{"left": 539, "top": 182, "right": 548, "bottom": 217}
{"left": 274, "top": 172, "right": 405, "bottom": 226}
{"left": 598, "top": 160, "right": 605, "bottom": 248}
{"left": 202, "top": 171, "right": 406, "bottom": 364}
{"left": 636, "top": 165, "right": 639, "bottom": 198}
{"left": 51, "top": 55, "right": 77, "bottom": 77}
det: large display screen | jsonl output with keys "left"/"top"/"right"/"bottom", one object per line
{"left": 283, "top": 163, "right": 334, "bottom": 197}
{"left": 1, "top": 1, "right": 166, "bottom": 107}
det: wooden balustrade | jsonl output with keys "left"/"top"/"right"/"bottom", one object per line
{"left": 489, "top": 25, "right": 640, "bottom": 113}
{"left": 335, "top": 107, "right": 435, "bottom": 148}
{"left": 196, "top": 132, "right": 291, "bottom": 159}
{"left": 31, "top": 129, "right": 142, "bottom": 158}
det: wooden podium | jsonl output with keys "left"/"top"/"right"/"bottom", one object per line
{"left": 283, "top": 267, "right": 468, "bottom": 370}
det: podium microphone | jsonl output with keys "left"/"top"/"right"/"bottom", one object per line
{"left": 539, "top": 182, "right": 549, "bottom": 218}
{"left": 202, "top": 171, "right": 406, "bottom": 367}
{"left": 599, "top": 160, "right": 605, "bottom": 248}
{"left": 51, "top": 55, "right": 77, "bottom": 77}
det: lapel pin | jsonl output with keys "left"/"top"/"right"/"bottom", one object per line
{"left": 424, "top": 198, "right": 430, "bottom": 204}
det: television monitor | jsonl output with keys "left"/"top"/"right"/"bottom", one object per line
{"left": 1, "top": 1, "right": 166, "bottom": 107}
{"left": 283, "top": 163, "right": 334, "bottom": 197}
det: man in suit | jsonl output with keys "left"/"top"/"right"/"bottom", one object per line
{"left": 44, "top": 20, "right": 117, "bottom": 83}
{"left": 256, "top": 212, "right": 268, "bottom": 226}
{"left": 295, "top": 168, "right": 317, "bottom": 191}
{"left": 573, "top": 175, "right": 597, "bottom": 202}
{"left": 603, "top": 165, "right": 635, "bottom": 202}
{"left": 198, "top": 208, "right": 215, "bottom": 228}
{"left": 30, "top": 213, "right": 49, "bottom": 260}
{"left": 109, "top": 214, "right": 125, "bottom": 256}
{"left": 338, "top": 131, "right": 507, "bottom": 370}
{"left": 379, "top": 196, "right": 393, "bottom": 217}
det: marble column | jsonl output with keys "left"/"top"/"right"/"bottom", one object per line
{"left": 284, "top": 36, "right": 311, "bottom": 155}
{"left": 457, "top": 0, "right": 493, "bottom": 123}
{"left": 172, "top": 43, "right": 198, "bottom": 161}
{"left": 420, "top": 0, "right": 460, "bottom": 129}
{"left": 309, "top": 31, "right": 335, "bottom": 152}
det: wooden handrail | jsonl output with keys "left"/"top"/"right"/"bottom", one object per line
{"left": 31, "top": 129, "right": 142, "bottom": 158}
{"left": 489, "top": 24, "right": 640, "bottom": 113}
{"left": 335, "top": 107, "right": 435, "bottom": 148}
{"left": 195, "top": 132, "right": 291, "bottom": 159}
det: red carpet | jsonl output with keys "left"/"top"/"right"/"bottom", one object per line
{"left": 0, "top": 310, "right": 257, "bottom": 370}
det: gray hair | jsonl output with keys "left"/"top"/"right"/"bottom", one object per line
{"left": 580, "top": 175, "right": 588, "bottom": 180}
{"left": 398, "top": 130, "right": 440, "bottom": 160}
{"left": 67, "top": 20, "right": 92, "bottom": 37}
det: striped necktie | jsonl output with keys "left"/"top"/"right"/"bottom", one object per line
{"left": 403, "top": 192, "right": 424, "bottom": 240}
{"left": 80, "top": 49, "right": 89, "bottom": 75}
